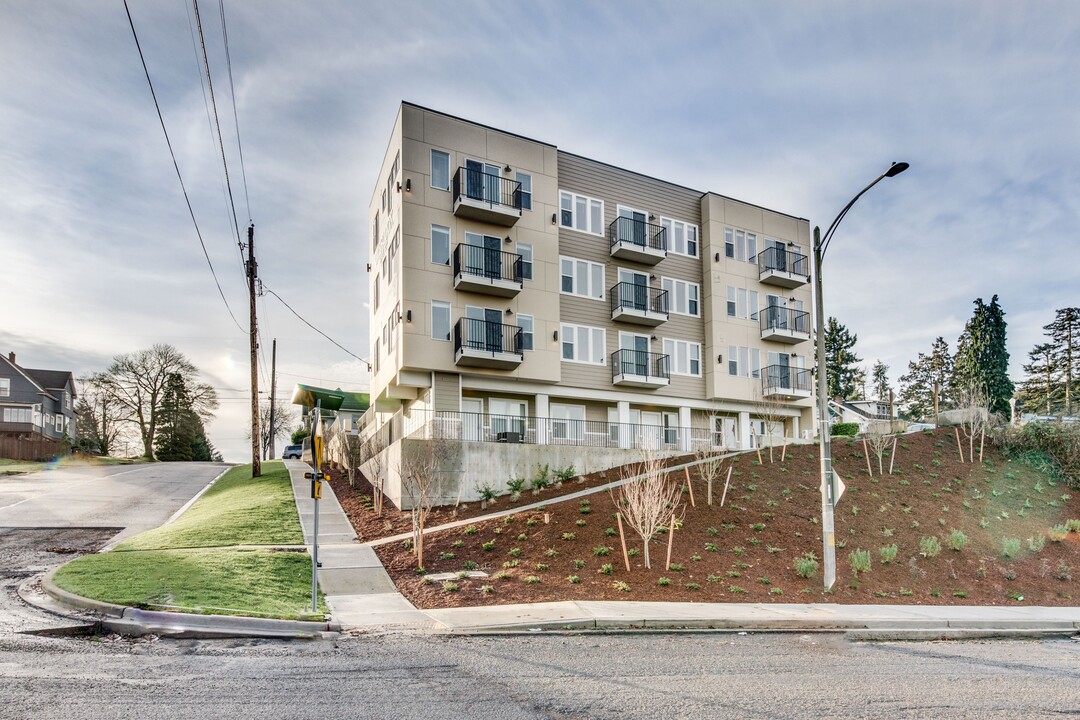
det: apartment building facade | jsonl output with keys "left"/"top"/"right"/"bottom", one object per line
{"left": 366, "top": 103, "right": 814, "bottom": 491}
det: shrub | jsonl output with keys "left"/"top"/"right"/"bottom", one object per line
{"left": 1048, "top": 525, "right": 1069, "bottom": 542}
{"left": 545, "top": 547, "right": 559, "bottom": 557}
{"left": 523, "top": 575, "right": 542, "bottom": 584}
{"left": 482, "top": 540, "right": 496, "bottom": 551}
{"left": 507, "top": 547, "right": 522, "bottom": 558}
{"left": 657, "top": 577, "right": 671, "bottom": 586}
{"left": 592, "top": 545, "right": 611, "bottom": 557}
{"left": 535, "top": 563, "right": 549, "bottom": 571}
{"left": 506, "top": 477, "right": 525, "bottom": 495}
{"left": 879, "top": 544, "right": 898, "bottom": 564}
{"left": 462, "top": 560, "right": 478, "bottom": 570}
{"left": 605, "top": 527, "right": 617, "bottom": 537}
{"left": 572, "top": 559, "right": 586, "bottom": 569}
{"left": 612, "top": 581, "right": 631, "bottom": 592}
{"left": 628, "top": 548, "right": 641, "bottom": 558}
{"left": 770, "top": 587, "right": 784, "bottom": 596}
{"left": 517, "top": 533, "right": 528, "bottom": 541}
{"left": 685, "top": 583, "right": 701, "bottom": 590}
{"left": 795, "top": 553, "right": 819, "bottom": 579}
{"left": 566, "top": 575, "right": 581, "bottom": 584}
{"left": 599, "top": 563, "right": 613, "bottom": 575}
{"left": 556, "top": 465, "right": 577, "bottom": 483}
{"left": 479, "top": 485, "right": 497, "bottom": 502}
{"left": 919, "top": 536, "right": 942, "bottom": 558}
{"left": 451, "top": 540, "right": 464, "bottom": 548}
{"left": 1066, "top": 519, "right": 1080, "bottom": 533}
{"left": 669, "top": 563, "right": 685, "bottom": 572}
{"left": 1027, "top": 535, "right": 1046, "bottom": 553}
{"left": 442, "top": 581, "right": 459, "bottom": 593}
{"left": 561, "top": 532, "right": 576, "bottom": 541}
{"left": 531, "top": 464, "right": 551, "bottom": 491}
{"left": 947, "top": 529, "right": 968, "bottom": 552}
{"left": 1002, "top": 537, "right": 1022, "bottom": 559}
{"left": 439, "top": 552, "right": 455, "bottom": 561}
{"left": 849, "top": 549, "right": 872, "bottom": 575}
{"left": 493, "top": 570, "right": 512, "bottom": 580}
{"left": 831, "top": 422, "right": 860, "bottom": 437}
{"left": 576, "top": 519, "right": 587, "bottom": 527}
{"left": 464, "top": 525, "right": 478, "bottom": 535}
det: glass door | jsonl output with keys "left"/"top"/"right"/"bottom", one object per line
{"left": 461, "top": 398, "right": 482, "bottom": 442}
{"left": 620, "top": 333, "right": 650, "bottom": 376}
{"left": 618, "top": 269, "right": 649, "bottom": 312}
{"left": 770, "top": 239, "right": 787, "bottom": 272}
{"left": 465, "top": 159, "right": 484, "bottom": 200}
{"left": 618, "top": 207, "right": 647, "bottom": 246}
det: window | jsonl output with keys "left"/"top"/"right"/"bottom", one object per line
{"left": 0, "top": 378, "right": 9, "bottom": 397}
{"left": 663, "top": 339, "right": 701, "bottom": 377}
{"left": 372, "top": 214, "right": 379, "bottom": 253}
{"left": 2, "top": 407, "right": 31, "bottom": 423}
{"left": 516, "top": 172, "right": 532, "bottom": 210}
{"left": 431, "top": 301, "right": 451, "bottom": 341}
{"left": 559, "top": 190, "right": 604, "bottom": 235}
{"left": 373, "top": 341, "right": 380, "bottom": 373}
{"left": 431, "top": 224, "right": 450, "bottom": 265}
{"left": 430, "top": 149, "right": 450, "bottom": 191}
{"left": 551, "top": 404, "right": 585, "bottom": 441}
{"left": 561, "top": 323, "right": 606, "bottom": 365}
{"left": 726, "top": 287, "right": 736, "bottom": 317}
{"left": 55, "top": 414, "right": 64, "bottom": 433}
{"left": 661, "top": 217, "right": 699, "bottom": 257}
{"left": 373, "top": 275, "right": 380, "bottom": 310}
{"left": 726, "top": 227, "right": 757, "bottom": 263}
{"left": 725, "top": 345, "right": 761, "bottom": 378}
{"left": 661, "top": 277, "right": 699, "bottom": 316}
{"left": 489, "top": 398, "right": 527, "bottom": 436}
{"left": 518, "top": 243, "right": 533, "bottom": 280}
{"left": 517, "top": 314, "right": 534, "bottom": 351}
{"left": 560, "top": 256, "right": 605, "bottom": 300}
{"left": 729, "top": 344, "right": 738, "bottom": 376}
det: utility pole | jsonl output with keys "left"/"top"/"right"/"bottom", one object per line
{"left": 268, "top": 338, "right": 277, "bottom": 460}
{"left": 247, "top": 223, "right": 261, "bottom": 477}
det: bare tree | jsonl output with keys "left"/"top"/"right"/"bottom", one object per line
{"left": 611, "top": 446, "right": 683, "bottom": 569}
{"left": 864, "top": 420, "right": 893, "bottom": 475}
{"left": 694, "top": 412, "right": 725, "bottom": 505}
{"left": 957, "top": 386, "right": 991, "bottom": 462}
{"left": 260, "top": 398, "right": 296, "bottom": 460}
{"left": 75, "top": 373, "right": 128, "bottom": 455}
{"left": 363, "top": 433, "right": 388, "bottom": 514}
{"left": 399, "top": 437, "right": 452, "bottom": 569}
{"left": 754, "top": 389, "right": 787, "bottom": 463}
{"left": 99, "top": 344, "right": 218, "bottom": 459}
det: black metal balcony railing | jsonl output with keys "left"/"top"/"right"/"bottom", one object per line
{"left": 758, "top": 246, "right": 809, "bottom": 276}
{"left": 611, "top": 349, "right": 670, "bottom": 381}
{"left": 610, "top": 282, "right": 669, "bottom": 316}
{"left": 454, "top": 318, "right": 524, "bottom": 356}
{"left": 760, "top": 306, "right": 811, "bottom": 335}
{"left": 761, "top": 364, "right": 813, "bottom": 394}
{"left": 453, "top": 167, "right": 522, "bottom": 212}
{"left": 453, "top": 244, "right": 523, "bottom": 284}
{"left": 607, "top": 216, "right": 666, "bottom": 252}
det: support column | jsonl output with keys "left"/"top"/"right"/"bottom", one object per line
{"left": 738, "top": 410, "right": 751, "bottom": 450}
{"left": 617, "top": 400, "right": 631, "bottom": 449}
{"left": 791, "top": 415, "right": 800, "bottom": 441}
{"left": 678, "top": 406, "right": 692, "bottom": 452}
{"left": 535, "top": 393, "right": 550, "bottom": 445}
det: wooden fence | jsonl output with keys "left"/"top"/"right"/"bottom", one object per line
{"left": 0, "top": 435, "right": 65, "bottom": 461}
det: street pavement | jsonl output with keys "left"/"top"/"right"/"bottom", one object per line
{"left": 0, "top": 462, "right": 226, "bottom": 546}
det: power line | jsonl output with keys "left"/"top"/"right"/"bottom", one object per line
{"left": 263, "top": 286, "right": 370, "bottom": 369}
{"left": 218, "top": 0, "right": 251, "bottom": 223}
{"left": 275, "top": 370, "right": 367, "bottom": 385}
{"left": 192, "top": 0, "right": 244, "bottom": 254}
{"left": 122, "top": 0, "right": 244, "bottom": 335}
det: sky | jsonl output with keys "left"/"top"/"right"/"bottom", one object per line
{"left": 2, "top": 1, "right": 1078, "bottom": 461}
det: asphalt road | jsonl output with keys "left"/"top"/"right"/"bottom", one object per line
{"left": 0, "top": 462, "right": 227, "bottom": 545}
{"left": 0, "top": 631, "right": 1077, "bottom": 719}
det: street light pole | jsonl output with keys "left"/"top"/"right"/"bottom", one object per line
{"left": 814, "top": 161, "right": 908, "bottom": 591}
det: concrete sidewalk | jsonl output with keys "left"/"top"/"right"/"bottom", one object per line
{"left": 284, "top": 460, "right": 434, "bottom": 629}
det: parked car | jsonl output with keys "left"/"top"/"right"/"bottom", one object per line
{"left": 282, "top": 444, "right": 302, "bottom": 459}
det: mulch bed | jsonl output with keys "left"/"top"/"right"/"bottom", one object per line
{"left": 370, "top": 429, "right": 1080, "bottom": 609}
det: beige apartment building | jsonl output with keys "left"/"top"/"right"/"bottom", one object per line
{"left": 364, "top": 102, "right": 815, "bottom": 503}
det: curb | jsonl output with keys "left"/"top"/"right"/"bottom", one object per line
{"left": 40, "top": 568, "right": 337, "bottom": 640}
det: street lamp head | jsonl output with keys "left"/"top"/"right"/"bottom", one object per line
{"left": 884, "top": 161, "right": 909, "bottom": 178}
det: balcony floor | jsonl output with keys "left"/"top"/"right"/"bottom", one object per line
{"left": 455, "top": 347, "right": 523, "bottom": 370}
{"left": 612, "top": 373, "right": 670, "bottom": 389}
{"left": 612, "top": 306, "right": 667, "bottom": 327}
{"left": 454, "top": 274, "right": 522, "bottom": 297}
{"left": 610, "top": 241, "right": 665, "bottom": 265}
{"left": 453, "top": 196, "right": 521, "bottom": 226}
{"left": 759, "top": 268, "right": 810, "bottom": 288}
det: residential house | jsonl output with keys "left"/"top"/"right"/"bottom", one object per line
{"left": 0, "top": 351, "right": 78, "bottom": 455}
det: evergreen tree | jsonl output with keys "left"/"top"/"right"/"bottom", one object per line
{"left": 952, "top": 295, "right": 1013, "bottom": 416}
{"left": 1044, "top": 307, "right": 1079, "bottom": 416}
{"left": 154, "top": 373, "right": 197, "bottom": 461}
{"left": 824, "top": 317, "right": 862, "bottom": 399}
{"left": 898, "top": 337, "right": 954, "bottom": 421}
{"left": 1018, "top": 343, "right": 1058, "bottom": 415}
{"left": 871, "top": 360, "right": 891, "bottom": 402}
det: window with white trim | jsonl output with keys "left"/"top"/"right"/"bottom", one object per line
{"left": 373, "top": 274, "right": 380, "bottom": 310}
{"left": 55, "top": 414, "right": 64, "bottom": 433}
{"left": 725, "top": 227, "right": 758, "bottom": 263}
{"left": 560, "top": 256, "right": 605, "bottom": 300}
{"left": 727, "top": 287, "right": 758, "bottom": 320}
{"left": 431, "top": 301, "right": 451, "bottom": 341}
{"left": 2, "top": 407, "right": 31, "bottom": 423}
{"left": 551, "top": 403, "right": 585, "bottom": 441}
{"left": 561, "top": 324, "right": 606, "bottom": 365}
{"left": 726, "top": 346, "right": 761, "bottom": 378}
{"left": 518, "top": 243, "right": 533, "bottom": 280}
{"left": 559, "top": 190, "right": 604, "bottom": 235}
{"left": 517, "top": 314, "right": 534, "bottom": 351}
{"left": 661, "top": 277, "right": 699, "bottom": 316}
{"left": 661, "top": 217, "right": 699, "bottom": 257}
{"left": 0, "top": 378, "right": 9, "bottom": 397}
{"left": 516, "top": 172, "right": 532, "bottom": 210}
{"left": 431, "top": 225, "right": 450, "bottom": 265}
{"left": 373, "top": 341, "right": 380, "bottom": 373}
{"left": 430, "top": 149, "right": 450, "bottom": 191}
{"left": 663, "top": 338, "right": 701, "bottom": 377}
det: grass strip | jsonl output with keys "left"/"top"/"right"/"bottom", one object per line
{"left": 116, "top": 461, "right": 302, "bottom": 551}
{"left": 54, "top": 548, "right": 325, "bottom": 619}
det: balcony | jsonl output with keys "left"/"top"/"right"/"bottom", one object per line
{"left": 761, "top": 364, "right": 813, "bottom": 400}
{"left": 611, "top": 349, "right": 670, "bottom": 389}
{"left": 758, "top": 246, "right": 810, "bottom": 288}
{"left": 452, "top": 167, "right": 522, "bottom": 226}
{"left": 759, "top": 306, "right": 811, "bottom": 345}
{"left": 610, "top": 282, "right": 668, "bottom": 326}
{"left": 453, "top": 244, "right": 523, "bottom": 297}
{"left": 608, "top": 217, "right": 666, "bottom": 265}
{"left": 454, "top": 318, "right": 524, "bottom": 369}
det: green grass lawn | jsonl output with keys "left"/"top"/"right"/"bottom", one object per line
{"left": 52, "top": 461, "right": 322, "bottom": 619}
{"left": 116, "top": 461, "right": 303, "bottom": 550}
{"left": 54, "top": 548, "right": 325, "bottom": 619}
